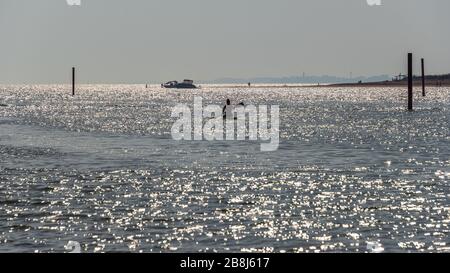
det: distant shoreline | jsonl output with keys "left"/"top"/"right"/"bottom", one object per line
{"left": 323, "top": 78, "right": 450, "bottom": 88}
{"left": 209, "top": 76, "right": 450, "bottom": 88}
{"left": 208, "top": 80, "right": 450, "bottom": 89}
{"left": 1, "top": 76, "right": 449, "bottom": 88}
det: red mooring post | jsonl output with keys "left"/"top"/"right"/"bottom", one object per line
{"left": 408, "top": 53, "right": 413, "bottom": 111}
{"left": 421, "top": 58, "right": 426, "bottom": 97}
{"left": 72, "top": 67, "right": 75, "bottom": 96}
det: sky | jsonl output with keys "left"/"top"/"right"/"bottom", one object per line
{"left": 0, "top": 0, "right": 449, "bottom": 84}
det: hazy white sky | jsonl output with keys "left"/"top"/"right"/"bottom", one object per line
{"left": 1, "top": 0, "right": 449, "bottom": 83}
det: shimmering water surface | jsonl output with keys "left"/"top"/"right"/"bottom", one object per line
{"left": 0, "top": 84, "right": 449, "bottom": 253}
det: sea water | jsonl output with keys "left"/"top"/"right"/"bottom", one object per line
{"left": 0, "top": 84, "right": 449, "bottom": 252}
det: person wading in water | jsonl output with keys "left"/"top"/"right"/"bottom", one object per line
{"left": 223, "top": 99, "right": 232, "bottom": 119}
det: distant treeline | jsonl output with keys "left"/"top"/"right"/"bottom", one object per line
{"left": 418, "top": 73, "right": 450, "bottom": 80}
{"left": 395, "top": 73, "right": 450, "bottom": 82}
{"left": 328, "top": 73, "right": 450, "bottom": 87}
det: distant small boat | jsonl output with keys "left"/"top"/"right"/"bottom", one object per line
{"left": 162, "top": 79, "right": 198, "bottom": 89}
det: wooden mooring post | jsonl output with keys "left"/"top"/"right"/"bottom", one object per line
{"left": 408, "top": 53, "right": 413, "bottom": 111}
{"left": 421, "top": 58, "right": 426, "bottom": 97}
{"left": 72, "top": 67, "right": 76, "bottom": 96}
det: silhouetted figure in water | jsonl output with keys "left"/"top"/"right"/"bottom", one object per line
{"left": 223, "top": 99, "right": 232, "bottom": 119}
{"left": 248, "top": 82, "right": 251, "bottom": 87}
